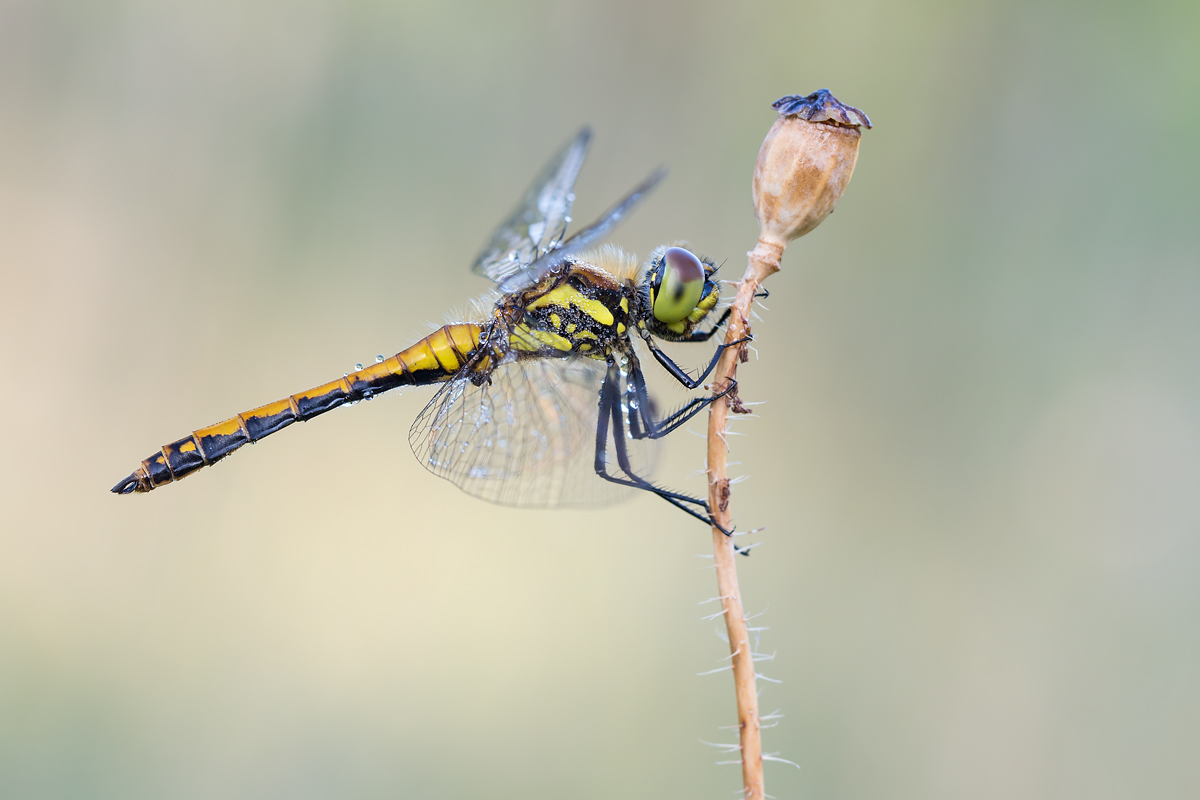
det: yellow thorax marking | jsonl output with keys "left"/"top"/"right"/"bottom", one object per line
{"left": 510, "top": 324, "right": 572, "bottom": 352}
{"left": 527, "top": 284, "right": 614, "bottom": 326}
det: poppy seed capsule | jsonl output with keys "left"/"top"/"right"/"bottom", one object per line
{"left": 753, "top": 89, "right": 871, "bottom": 248}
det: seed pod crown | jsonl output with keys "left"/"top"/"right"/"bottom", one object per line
{"left": 753, "top": 89, "right": 871, "bottom": 247}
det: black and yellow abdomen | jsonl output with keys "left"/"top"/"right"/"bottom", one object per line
{"left": 112, "top": 323, "right": 485, "bottom": 494}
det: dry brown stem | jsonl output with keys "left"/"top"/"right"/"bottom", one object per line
{"left": 706, "top": 88, "right": 868, "bottom": 800}
{"left": 705, "top": 238, "right": 781, "bottom": 800}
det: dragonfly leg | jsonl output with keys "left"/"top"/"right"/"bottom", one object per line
{"left": 684, "top": 307, "right": 732, "bottom": 342}
{"left": 593, "top": 365, "right": 733, "bottom": 534}
{"left": 641, "top": 332, "right": 752, "bottom": 390}
{"left": 627, "top": 364, "right": 737, "bottom": 440}
{"left": 594, "top": 369, "right": 704, "bottom": 507}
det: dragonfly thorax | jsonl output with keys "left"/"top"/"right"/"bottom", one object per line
{"left": 503, "top": 263, "right": 634, "bottom": 360}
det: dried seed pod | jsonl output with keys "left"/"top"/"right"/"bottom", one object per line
{"left": 753, "top": 89, "right": 871, "bottom": 248}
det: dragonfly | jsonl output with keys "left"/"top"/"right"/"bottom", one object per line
{"left": 112, "top": 129, "right": 747, "bottom": 530}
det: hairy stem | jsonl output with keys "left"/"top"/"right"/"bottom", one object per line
{"left": 707, "top": 238, "right": 783, "bottom": 800}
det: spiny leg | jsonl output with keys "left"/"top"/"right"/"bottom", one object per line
{"left": 609, "top": 382, "right": 735, "bottom": 533}
{"left": 624, "top": 365, "right": 742, "bottom": 539}
{"left": 594, "top": 367, "right": 703, "bottom": 511}
{"left": 684, "top": 307, "right": 732, "bottom": 342}
{"left": 623, "top": 371, "right": 647, "bottom": 441}
{"left": 627, "top": 362, "right": 736, "bottom": 440}
{"left": 641, "top": 332, "right": 752, "bottom": 390}
{"left": 592, "top": 363, "right": 732, "bottom": 533}
{"left": 593, "top": 367, "right": 705, "bottom": 509}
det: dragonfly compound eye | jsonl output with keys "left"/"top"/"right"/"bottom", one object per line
{"left": 652, "top": 247, "right": 705, "bottom": 324}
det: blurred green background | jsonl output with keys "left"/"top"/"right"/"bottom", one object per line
{"left": 3, "top": 0, "right": 1198, "bottom": 798}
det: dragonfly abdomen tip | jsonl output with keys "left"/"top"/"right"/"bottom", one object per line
{"left": 111, "top": 474, "right": 143, "bottom": 494}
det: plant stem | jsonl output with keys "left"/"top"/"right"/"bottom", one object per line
{"left": 707, "top": 238, "right": 783, "bottom": 800}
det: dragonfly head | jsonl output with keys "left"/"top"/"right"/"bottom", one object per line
{"left": 642, "top": 246, "right": 721, "bottom": 341}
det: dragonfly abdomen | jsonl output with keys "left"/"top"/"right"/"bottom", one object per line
{"left": 111, "top": 323, "right": 485, "bottom": 494}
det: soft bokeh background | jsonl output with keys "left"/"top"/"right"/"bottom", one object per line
{"left": 3, "top": 0, "right": 1198, "bottom": 798}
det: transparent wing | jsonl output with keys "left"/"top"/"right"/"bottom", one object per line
{"left": 409, "top": 355, "right": 658, "bottom": 509}
{"left": 470, "top": 128, "right": 592, "bottom": 285}
{"left": 497, "top": 168, "right": 666, "bottom": 294}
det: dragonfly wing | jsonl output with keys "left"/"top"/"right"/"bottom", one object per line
{"left": 497, "top": 168, "right": 666, "bottom": 294}
{"left": 469, "top": 128, "right": 592, "bottom": 285}
{"left": 409, "top": 356, "right": 658, "bottom": 509}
